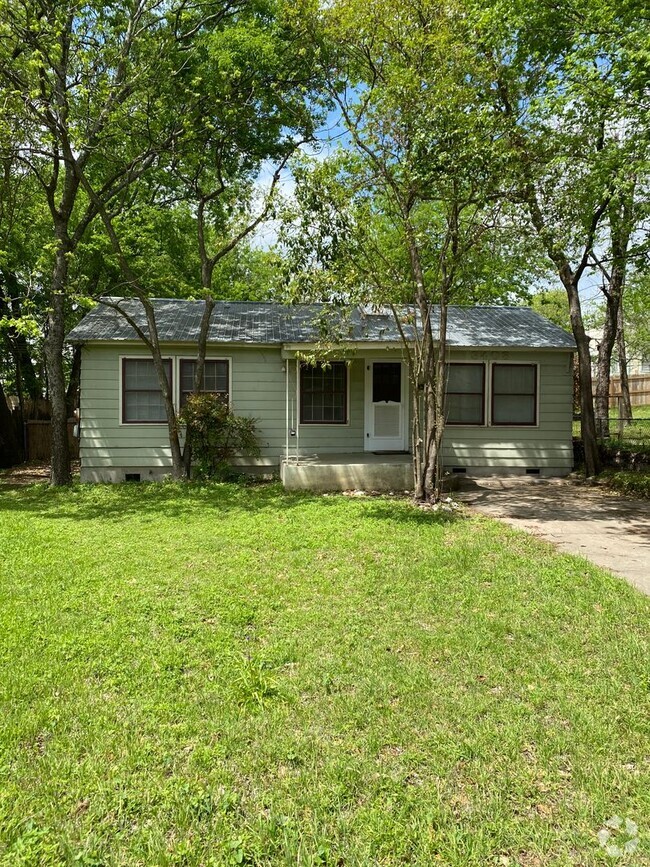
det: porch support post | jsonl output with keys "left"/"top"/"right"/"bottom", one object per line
{"left": 295, "top": 357, "right": 300, "bottom": 464}
{"left": 285, "top": 359, "right": 289, "bottom": 461}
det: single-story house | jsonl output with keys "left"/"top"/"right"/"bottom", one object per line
{"left": 66, "top": 299, "right": 577, "bottom": 489}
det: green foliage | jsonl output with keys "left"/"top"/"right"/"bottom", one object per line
{"left": 469, "top": 0, "right": 650, "bottom": 287}
{"left": 528, "top": 289, "right": 572, "bottom": 332}
{"left": 0, "top": 0, "right": 318, "bottom": 423}
{"left": 599, "top": 469, "right": 650, "bottom": 499}
{"left": 624, "top": 274, "right": 650, "bottom": 362}
{"left": 179, "top": 394, "right": 260, "bottom": 480}
{"left": 283, "top": 0, "right": 535, "bottom": 310}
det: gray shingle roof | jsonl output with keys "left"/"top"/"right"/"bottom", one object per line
{"left": 66, "top": 298, "right": 576, "bottom": 350}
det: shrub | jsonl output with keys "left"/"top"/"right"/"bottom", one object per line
{"left": 599, "top": 469, "right": 650, "bottom": 499}
{"left": 179, "top": 393, "right": 260, "bottom": 480}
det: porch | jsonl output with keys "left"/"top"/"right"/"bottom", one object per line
{"left": 280, "top": 451, "right": 412, "bottom": 492}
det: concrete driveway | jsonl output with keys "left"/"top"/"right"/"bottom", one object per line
{"left": 456, "top": 477, "right": 650, "bottom": 596}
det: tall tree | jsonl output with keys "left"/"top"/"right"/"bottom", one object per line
{"left": 78, "top": 0, "right": 320, "bottom": 479}
{"left": 0, "top": 0, "right": 179, "bottom": 483}
{"left": 590, "top": 165, "right": 649, "bottom": 431}
{"left": 475, "top": 0, "right": 650, "bottom": 474}
{"left": 285, "top": 0, "right": 525, "bottom": 501}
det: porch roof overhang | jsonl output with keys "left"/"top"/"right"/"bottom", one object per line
{"left": 281, "top": 341, "right": 404, "bottom": 357}
{"left": 280, "top": 342, "right": 575, "bottom": 359}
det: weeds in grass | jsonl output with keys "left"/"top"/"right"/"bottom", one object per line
{"left": 231, "top": 654, "right": 283, "bottom": 708}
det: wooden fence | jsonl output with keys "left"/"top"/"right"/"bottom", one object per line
{"left": 25, "top": 420, "right": 79, "bottom": 461}
{"left": 609, "top": 374, "right": 650, "bottom": 408}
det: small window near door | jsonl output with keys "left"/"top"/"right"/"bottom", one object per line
{"left": 372, "top": 362, "right": 401, "bottom": 403}
{"left": 180, "top": 359, "right": 229, "bottom": 407}
{"left": 492, "top": 363, "right": 537, "bottom": 425}
{"left": 446, "top": 363, "right": 485, "bottom": 425}
{"left": 300, "top": 362, "right": 347, "bottom": 424}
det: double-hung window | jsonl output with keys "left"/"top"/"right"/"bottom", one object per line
{"left": 122, "top": 358, "right": 172, "bottom": 423}
{"left": 492, "top": 364, "right": 537, "bottom": 425}
{"left": 179, "top": 359, "right": 229, "bottom": 407}
{"left": 300, "top": 362, "right": 347, "bottom": 424}
{"left": 446, "top": 363, "right": 485, "bottom": 425}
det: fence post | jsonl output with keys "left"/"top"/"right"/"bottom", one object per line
{"left": 618, "top": 396, "right": 624, "bottom": 441}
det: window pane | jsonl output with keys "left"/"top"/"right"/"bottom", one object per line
{"left": 447, "top": 364, "right": 483, "bottom": 394}
{"left": 491, "top": 364, "right": 536, "bottom": 424}
{"left": 447, "top": 394, "right": 484, "bottom": 424}
{"left": 493, "top": 364, "right": 535, "bottom": 395}
{"left": 300, "top": 362, "right": 347, "bottom": 424}
{"left": 181, "top": 362, "right": 195, "bottom": 393}
{"left": 123, "top": 359, "right": 170, "bottom": 422}
{"left": 204, "top": 361, "right": 228, "bottom": 393}
{"left": 493, "top": 395, "right": 536, "bottom": 424}
{"left": 181, "top": 360, "right": 228, "bottom": 394}
{"left": 124, "top": 391, "right": 167, "bottom": 422}
{"left": 373, "top": 363, "right": 401, "bottom": 403}
{"left": 124, "top": 359, "right": 160, "bottom": 390}
{"left": 446, "top": 364, "right": 484, "bottom": 424}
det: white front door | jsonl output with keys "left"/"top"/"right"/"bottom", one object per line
{"left": 364, "top": 360, "right": 408, "bottom": 452}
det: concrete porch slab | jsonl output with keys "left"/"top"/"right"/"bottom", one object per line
{"left": 281, "top": 452, "right": 412, "bottom": 492}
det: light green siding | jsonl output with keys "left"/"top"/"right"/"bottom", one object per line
{"left": 79, "top": 342, "right": 573, "bottom": 482}
{"left": 80, "top": 344, "right": 289, "bottom": 479}
{"left": 441, "top": 349, "right": 573, "bottom": 472}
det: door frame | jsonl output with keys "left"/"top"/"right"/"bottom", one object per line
{"left": 364, "top": 358, "right": 410, "bottom": 452}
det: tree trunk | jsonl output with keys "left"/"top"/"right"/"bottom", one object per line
{"left": 404, "top": 216, "right": 449, "bottom": 502}
{"left": 606, "top": 194, "right": 633, "bottom": 427}
{"left": 559, "top": 269, "right": 600, "bottom": 476}
{"left": 414, "top": 305, "right": 435, "bottom": 501}
{"left": 427, "top": 289, "right": 448, "bottom": 503}
{"left": 594, "top": 289, "right": 619, "bottom": 439}
{"left": 140, "top": 300, "right": 185, "bottom": 479}
{"left": 616, "top": 304, "right": 632, "bottom": 423}
{"left": 80, "top": 186, "right": 187, "bottom": 481}
{"left": 182, "top": 295, "right": 215, "bottom": 478}
{"left": 45, "top": 245, "right": 72, "bottom": 486}
{"left": 410, "top": 362, "right": 423, "bottom": 498}
{"left": 496, "top": 80, "right": 602, "bottom": 478}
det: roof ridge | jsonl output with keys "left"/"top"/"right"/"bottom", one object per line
{"left": 99, "top": 297, "right": 546, "bottom": 312}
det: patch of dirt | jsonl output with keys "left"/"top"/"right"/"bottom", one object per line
{"left": 0, "top": 461, "right": 80, "bottom": 486}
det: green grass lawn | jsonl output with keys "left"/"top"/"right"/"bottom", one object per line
{"left": 1, "top": 482, "right": 649, "bottom": 866}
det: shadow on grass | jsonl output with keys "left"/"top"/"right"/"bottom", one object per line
{"left": 0, "top": 480, "right": 312, "bottom": 522}
{"left": 0, "top": 480, "right": 462, "bottom": 528}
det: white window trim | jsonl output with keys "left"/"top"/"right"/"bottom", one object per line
{"left": 119, "top": 354, "right": 173, "bottom": 426}
{"left": 488, "top": 361, "right": 540, "bottom": 428}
